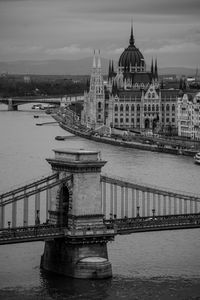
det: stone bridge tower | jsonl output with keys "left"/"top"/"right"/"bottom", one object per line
{"left": 41, "top": 149, "right": 115, "bottom": 279}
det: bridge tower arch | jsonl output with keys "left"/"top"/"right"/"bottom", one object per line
{"left": 41, "top": 148, "right": 115, "bottom": 279}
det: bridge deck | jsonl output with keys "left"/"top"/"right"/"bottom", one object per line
{"left": 0, "top": 214, "right": 199, "bottom": 245}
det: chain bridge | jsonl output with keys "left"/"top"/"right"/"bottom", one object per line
{"left": 0, "top": 149, "right": 199, "bottom": 279}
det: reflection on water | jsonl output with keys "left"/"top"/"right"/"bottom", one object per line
{"left": 0, "top": 105, "right": 200, "bottom": 299}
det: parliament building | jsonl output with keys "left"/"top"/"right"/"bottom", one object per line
{"left": 82, "top": 25, "right": 182, "bottom": 134}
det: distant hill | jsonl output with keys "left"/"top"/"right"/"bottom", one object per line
{"left": 0, "top": 58, "right": 196, "bottom": 77}
{"left": 0, "top": 58, "right": 110, "bottom": 76}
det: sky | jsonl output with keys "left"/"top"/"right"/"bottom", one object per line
{"left": 0, "top": 0, "right": 200, "bottom": 68}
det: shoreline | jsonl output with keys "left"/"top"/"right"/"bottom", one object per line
{"left": 52, "top": 114, "right": 198, "bottom": 157}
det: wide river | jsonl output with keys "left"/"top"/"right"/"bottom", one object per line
{"left": 0, "top": 104, "right": 199, "bottom": 300}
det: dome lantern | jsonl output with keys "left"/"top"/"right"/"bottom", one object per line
{"left": 118, "top": 23, "right": 145, "bottom": 73}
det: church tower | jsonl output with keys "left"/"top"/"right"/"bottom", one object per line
{"left": 82, "top": 50, "right": 105, "bottom": 128}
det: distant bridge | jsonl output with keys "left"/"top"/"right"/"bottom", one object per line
{"left": 0, "top": 94, "right": 84, "bottom": 110}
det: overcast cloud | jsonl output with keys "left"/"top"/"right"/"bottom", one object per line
{"left": 0, "top": 0, "right": 200, "bottom": 67}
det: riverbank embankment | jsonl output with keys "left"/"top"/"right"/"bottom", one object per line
{"left": 52, "top": 114, "right": 198, "bottom": 157}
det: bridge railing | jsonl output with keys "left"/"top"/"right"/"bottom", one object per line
{"left": 101, "top": 173, "right": 200, "bottom": 220}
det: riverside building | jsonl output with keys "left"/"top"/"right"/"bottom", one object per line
{"left": 177, "top": 92, "right": 200, "bottom": 140}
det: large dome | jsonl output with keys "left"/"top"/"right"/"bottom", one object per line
{"left": 118, "top": 26, "right": 145, "bottom": 71}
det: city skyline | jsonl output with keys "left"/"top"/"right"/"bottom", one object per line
{"left": 0, "top": 0, "right": 200, "bottom": 68}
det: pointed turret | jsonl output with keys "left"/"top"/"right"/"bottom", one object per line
{"left": 92, "top": 50, "right": 96, "bottom": 69}
{"left": 111, "top": 60, "right": 114, "bottom": 73}
{"left": 108, "top": 60, "right": 111, "bottom": 79}
{"left": 154, "top": 58, "right": 158, "bottom": 80}
{"left": 97, "top": 49, "right": 101, "bottom": 69}
{"left": 151, "top": 58, "right": 154, "bottom": 75}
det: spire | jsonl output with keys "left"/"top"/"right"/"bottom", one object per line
{"left": 129, "top": 19, "right": 135, "bottom": 46}
{"left": 151, "top": 58, "right": 154, "bottom": 75}
{"left": 154, "top": 58, "right": 158, "bottom": 79}
{"left": 97, "top": 49, "right": 101, "bottom": 69}
{"left": 92, "top": 50, "right": 96, "bottom": 68}
{"left": 108, "top": 60, "right": 111, "bottom": 78}
{"left": 111, "top": 60, "right": 114, "bottom": 73}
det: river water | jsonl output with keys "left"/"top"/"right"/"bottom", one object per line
{"left": 0, "top": 104, "right": 199, "bottom": 299}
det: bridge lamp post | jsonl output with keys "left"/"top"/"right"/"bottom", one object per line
{"left": 8, "top": 221, "right": 11, "bottom": 229}
{"left": 136, "top": 206, "right": 140, "bottom": 217}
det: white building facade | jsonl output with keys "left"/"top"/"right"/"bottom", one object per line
{"left": 177, "top": 92, "right": 200, "bottom": 140}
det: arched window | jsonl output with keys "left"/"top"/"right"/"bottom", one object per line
{"left": 98, "top": 102, "right": 101, "bottom": 109}
{"left": 115, "top": 105, "right": 118, "bottom": 112}
{"left": 126, "top": 104, "right": 129, "bottom": 112}
{"left": 148, "top": 105, "right": 151, "bottom": 112}
{"left": 144, "top": 105, "right": 147, "bottom": 111}
{"left": 156, "top": 105, "right": 159, "bottom": 111}
{"left": 131, "top": 104, "right": 134, "bottom": 111}
{"left": 152, "top": 93, "right": 155, "bottom": 98}
{"left": 148, "top": 93, "right": 151, "bottom": 98}
{"left": 137, "top": 104, "right": 140, "bottom": 112}
{"left": 152, "top": 104, "right": 155, "bottom": 112}
{"left": 172, "top": 104, "right": 175, "bottom": 111}
{"left": 162, "top": 104, "right": 164, "bottom": 111}
{"left": 166, "top": 104, "right": 170, "bottom": 111}
{"left": 120, "top": 104, "right": 124, "bottom": 112}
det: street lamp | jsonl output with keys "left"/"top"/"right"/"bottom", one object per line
{"left": 137, "top": 206, "right": 140, "bottom": 217}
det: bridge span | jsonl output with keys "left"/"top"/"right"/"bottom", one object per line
{"left": 0, "top": 94, "right": 83, "bottom": 110}
{"left": 0, "top": 149, "right": 199, "bottom": 279}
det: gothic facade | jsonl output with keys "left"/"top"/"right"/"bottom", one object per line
{"left": 82, "top": 25, "right": 180, "bottom": 133}
{"left": 82, "top": 50, "right": 105, "bottom": 129}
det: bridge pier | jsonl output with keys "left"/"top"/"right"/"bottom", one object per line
{"left": 41, "top": 149, "right": 115, "bottom": 279}
{"left": 8, "top": 99, "right": 18, "bottom": 111}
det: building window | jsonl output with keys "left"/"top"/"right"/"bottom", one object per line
{"left": 148, "top": 105, "right": 151, "bottom": 112}
{"left": 115, "top": 105, "right": 118, "bottom": 112}
{"left": 172, "top": 104, "right": 175, "bottom": 111}
{"left": 120, "top": 118, "right": 123, "bottom": 123}
{"left": 166, "top": 104, "right": 170, "bottom": 111}
{"left": 152, "top": 105, "right": 155, "bottom": 112}
{"left": 126, "top": 118, "right": 129, "bottom": 123}
{"left": 152, "top": 93, "right": 155, "bottom": 98}
{"left": 98, "top": 102, "right": 101, "bottom": 109}
{"left": 144, "top": 105, "right": 147, "bottom": 111}
{"left": 120, "top": 104, "right": 124, "bottom": 112}
{"left": 137, "top": 105, "right": 140, "bottom": 112}
{"left": 131, "top": 105, "right": 134, "bottom": 111}
{"left": 126, "top": 104, "right": 129, "bottom": 112}
{"left": 156, "top": 105, "right": 159, "bottom": 111}
{"left": 115, "top": 118, "right": 118, "bottom": 123}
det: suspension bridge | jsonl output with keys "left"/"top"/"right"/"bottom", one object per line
{"left": 0, "top": 149, "right": 199, "bottom": 278}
